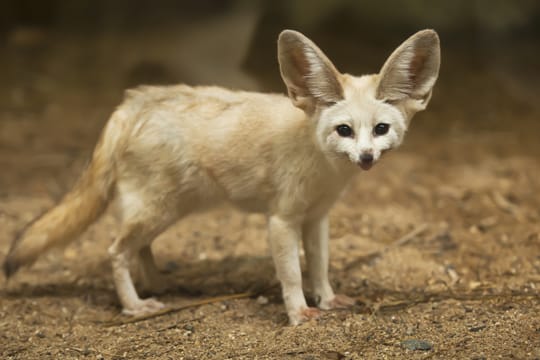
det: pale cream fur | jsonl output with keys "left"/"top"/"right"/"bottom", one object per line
{"left": 4, "top": 29, "right": 440, "bottom": 325}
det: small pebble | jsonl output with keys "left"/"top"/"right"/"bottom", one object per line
{"left": 256, "top": 295, "right": 269, "bottom": 305}
{"left": 401, "top": 339, "right": 433, "bottom": 351}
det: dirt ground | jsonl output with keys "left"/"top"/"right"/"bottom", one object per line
{"left": 1, "top": 26, "right": 540, "bottom": 359}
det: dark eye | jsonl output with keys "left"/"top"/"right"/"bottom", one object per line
{"left": 373, "top": 123, "right": 390, "bottom": 136}
{"left": 336, "top": 124, "right": 353, "bottom": 137}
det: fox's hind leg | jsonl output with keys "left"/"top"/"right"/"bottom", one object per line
{"left": 108, "top": 223, "right": 169, "bottom": 316}
{"left": 108, "top": 186, "right": 180, "bottom": 316}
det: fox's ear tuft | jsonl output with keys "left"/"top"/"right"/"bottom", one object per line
{"left": 376, "top": 29, "right": 440, "bottom": 113}
{"left": 278, "top": 30, "right": 344, "bottom": 113}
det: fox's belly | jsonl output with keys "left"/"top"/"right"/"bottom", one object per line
{"left": 198, "top": 160, "right": 276, "bottom": 214}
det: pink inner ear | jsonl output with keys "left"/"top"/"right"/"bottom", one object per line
{"left": 288, "top": 47, "right": 310, "bottom": 88}
{"left": 408, "top": 48, "right": 428, "bottom": 85}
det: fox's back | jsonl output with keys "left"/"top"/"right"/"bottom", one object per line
{"left": 121, "top": 84, "right": 301, "bottom": 143}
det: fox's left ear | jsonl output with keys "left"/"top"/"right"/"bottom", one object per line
{"left": 376, "top": 30, "right": 440, "bottom": 115}
{"left": 278, "top": 30, "right": 344, "bottom": 113}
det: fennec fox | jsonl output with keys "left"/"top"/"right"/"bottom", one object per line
{"left": 4, "top": 29, "right": 440, "bottom": 325}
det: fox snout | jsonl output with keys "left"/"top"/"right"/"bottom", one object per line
{"left": 358, "top": 151, "right": 374, "bottom": 170}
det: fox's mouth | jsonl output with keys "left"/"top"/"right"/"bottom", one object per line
{"left": 357, "top": 161, "right": 373, "bottom": 170}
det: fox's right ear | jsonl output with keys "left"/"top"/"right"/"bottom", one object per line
{"left": 278, "top": 30, "right": 344, "bottom": 113}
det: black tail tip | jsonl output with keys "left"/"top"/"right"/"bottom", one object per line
{"left": 3, "top": 257, "right": 19, "bottom": 279}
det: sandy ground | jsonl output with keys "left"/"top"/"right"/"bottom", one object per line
{"left": 1, "top": 26, "right": 540, "bottom": 359}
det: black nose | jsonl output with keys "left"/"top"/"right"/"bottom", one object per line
{"left": 359, "top": 153, "right": 374, "bottom": 163}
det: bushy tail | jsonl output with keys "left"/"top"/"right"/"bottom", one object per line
{"left": 3, "top": 112, "right": 127, "bottom": 278}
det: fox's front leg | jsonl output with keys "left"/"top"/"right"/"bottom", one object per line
{"left": 268, "top": 215, "right": 320, "bottom": 325}
{"left": 303, "top": 216, "right": 356, "bottom": 310}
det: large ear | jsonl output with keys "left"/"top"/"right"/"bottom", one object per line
{"left": 376, "top": 29, "right": 440, "bottom": 113}
{"left": 278, "top": 30, "right": 344, "bottom": 112}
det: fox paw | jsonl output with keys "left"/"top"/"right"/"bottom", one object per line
{"left": 289, "top": 307, "right": 321, "bottom": 325}
{"left": 319, "top": 294, "right": 356, "bottom": 310}
{"left": 122, "top": 298, "right": 166, "bottom": 317}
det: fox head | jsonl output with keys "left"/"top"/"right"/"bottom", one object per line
{"left": 278, "top": 29, "right": 440, "bottom": 170}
